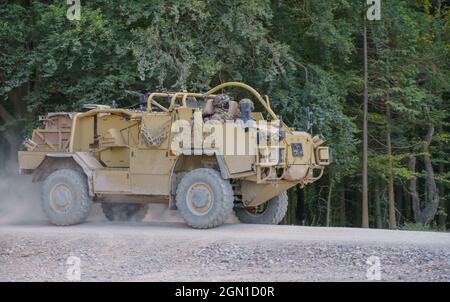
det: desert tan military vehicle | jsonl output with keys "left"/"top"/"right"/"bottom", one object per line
{"left": 18, "top": 82, "right": 331, "bottom": 228}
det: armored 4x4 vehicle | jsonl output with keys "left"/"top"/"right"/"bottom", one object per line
{"left": 18, "top": 82, "right": 331, "bottom": 228}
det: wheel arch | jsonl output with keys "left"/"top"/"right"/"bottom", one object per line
{"left": 168, "top": 154, "right": 230, "bottom": 209}
{"left": 32, "top": 153, "right": 98, "bottom": 196}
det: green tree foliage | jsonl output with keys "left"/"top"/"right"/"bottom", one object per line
{"left": 0, "top": 0, "right": 448, "bottom": 228}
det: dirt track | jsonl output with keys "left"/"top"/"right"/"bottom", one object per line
{"left": 1, "top": 208, "right": 449, "bottom": 282}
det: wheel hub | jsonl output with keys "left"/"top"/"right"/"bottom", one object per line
{"left": 186, "top": 183, "right": 213, "bottom": 215}
{"left": 192, "top": 190, "right": 209, "bottom": 208}
{"left": 50, "top": 183, "right": 73, "bottom": 212}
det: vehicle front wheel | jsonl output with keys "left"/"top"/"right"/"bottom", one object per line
{"left": 176, "top": 168, "right": 234, "bottom": 229}
{"left": 41, "top": 169, "right": 92, "bottom": 226}
{"left": 235, "top": 191, "right": 288, "bottom": 225}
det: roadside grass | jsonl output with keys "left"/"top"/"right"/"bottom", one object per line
{"left": 400, "top": 222, "right": 449, "bottom": 233}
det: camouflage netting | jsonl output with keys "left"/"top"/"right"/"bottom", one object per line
{"left": 140, "top": 119, "right": 171, "bottom": 147}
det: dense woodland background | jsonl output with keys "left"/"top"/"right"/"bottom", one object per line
{"left": 0, "top": 0, "right": 448, "bottom": 230}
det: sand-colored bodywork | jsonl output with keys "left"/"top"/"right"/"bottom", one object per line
{"left": 18, "top": 82, "right": 331, "bottom": 208}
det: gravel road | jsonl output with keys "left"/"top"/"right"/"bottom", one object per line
{"left": 1, "top": 204, "right": 449, "bottom": 282}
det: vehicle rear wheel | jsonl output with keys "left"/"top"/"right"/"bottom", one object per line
{"left": 101, "top": 203, "right": 148, "bottom": 221}
{"left": 176, "top": 168, "right": 234, "bottom": 229}
{"left": 41, "top": 169, "right": 92, "bottom": 226}
{"left": 235, "top": 191, "right": 288, "bottom": 225}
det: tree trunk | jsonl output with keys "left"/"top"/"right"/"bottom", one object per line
{"left": 421, "top": 124, "right": 439, "bottom": 225}
{"left": 435, "top": 0, "right": 446, "bottom": 229}
{"left": 437, "top": 125, "right": 446, "bottom": 229}
{"left": 374, "top": 181, "right": 382, "bottom": 228}
{"left": 0, "top": 103, "right": 13, "bottom": 122}
{"left": 362, "top": 16, "right": 369, "bottom": 228}
{"left": 386, "top": 105, "right": 397, "bottom": 228}
{"left": 0, "top": 103, "right": 20, "bottom": 166}
{"left": 407, "top": 124, "right": 440, "bottom": 225}
{"left": 397, "top": 183, "right": 405, "bottom": 224}
{"left": 408, "top": 155, "right": 421, "bottom": 222}
{"left": 404, "top": 184, "right": 412, "bottom": 223}
{"left": 296, "top": 185, "right": 305, "bottom": 225}
{"left": 326, "top": 180, "right": 333, "bottom": 227}
{"left": 339, "top": 186, "right": 346, "bottom": 227}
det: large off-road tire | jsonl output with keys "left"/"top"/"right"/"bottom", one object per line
{"left": 176, "top": 168, "right": 234, "bottom": 229}
{"left": 235, "top": 191, "right": 288, "bottom": 225}
{"left": 41, "top": 169, "right": 92, "bottom": 226}
{"left": 101, "top": 203, "right": 148, "bottom": 222}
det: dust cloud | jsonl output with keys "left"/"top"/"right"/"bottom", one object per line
{"left": 0, "top": 158, "right": 182, "bottom": 225}
{"left": 0, "top": 161, "right": 45, "bottom": 225}
{"left": 0, "top": 155, "right": 226, "bottom": 225}
{"left": 145, "top": 204, "right": 184, "bottom": 223}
